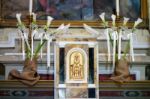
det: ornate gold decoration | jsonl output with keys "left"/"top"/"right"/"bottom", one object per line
{"left": 69, "top": 51, "right": 84, "bottom": 80}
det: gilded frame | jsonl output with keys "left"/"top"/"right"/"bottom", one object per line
{"left": 0, "top": 0, "right": 148, "bottom": 28}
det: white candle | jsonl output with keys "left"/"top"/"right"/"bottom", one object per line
{"left": 29, "top": 0, "right": 33, "bottom": 15}
{"left": 47, "top": 39, "right": 51, "bottom": 68}
{"left": 112, "top": 32, "right": 117, "bottom": 71}
{"left": 106, "top": 29, "right": 111, "bottom": 61}
{"left": 116, "top": 0, "right": 120, "bottom": 16}
{"left": 118, "top": 30, "right": 122, "bottom": 59}
{"left": 130, "top": 33, "right": 135, "bottom": 61}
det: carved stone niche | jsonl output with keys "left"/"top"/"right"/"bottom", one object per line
{"left": 54, "top": 37, "right": 99, "bottom": 99}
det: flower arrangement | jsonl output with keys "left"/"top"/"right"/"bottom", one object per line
{"left": 16, "top": 13, "right": 70, "bottom": 67}
{"left": 8, "top": 13, "right": 70, "bottom": 86}
{"left": 99, "top": 12, "right": 143, "bottom": 82}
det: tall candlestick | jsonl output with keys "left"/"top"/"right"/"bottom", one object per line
{"left": 29, "top": 0, "right": 33, "bottom": 15}
{"left": 116, "top": 0, "right": 120, "bottom": 16}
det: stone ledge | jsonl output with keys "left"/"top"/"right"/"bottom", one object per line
{"left": 0, "top": 55, "right": 149, "bottom": 64}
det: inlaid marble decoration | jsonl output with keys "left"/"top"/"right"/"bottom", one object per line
{"left": 66, "top": 88, "right": 88, "bottom": 98}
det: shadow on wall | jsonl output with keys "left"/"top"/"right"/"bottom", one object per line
{"left": 0, "top": 63, "right": 5, "bottom": 80}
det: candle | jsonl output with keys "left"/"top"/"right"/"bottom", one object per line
{"left": 116, "top": 0, "right": 120, "bottom": 16}
{"left": 106, "top": 29, "right": 111, "bottom": 61}
{"left": 29, "top": 0, "right": 33, "bottom": 15}
{"left": 118, "top": 30, "right": 122, "bottom": 59}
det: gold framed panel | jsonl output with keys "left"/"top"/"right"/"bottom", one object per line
{"left": 65, "top": 45, "right": 88, "bottom": 84}
{"left": 0, "top": 0, "right": 148, "bottom": 28}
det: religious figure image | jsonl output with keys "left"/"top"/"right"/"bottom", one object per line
{"left": 2, "top": 0, "right": 141, "bottom": 21}
{"left": 94, "top": 0, "right": 115, "bottom": 20}
{"left": 120, "top": 0, "right": 140, "bottom": 20}
{"left": 2, "top": 0, "right": 29, "bottom": 19}
{"left": 70, "top": 52, "right": 84, "bottom": 80}
{"left": 35, "top": 0, "right": 93, "bottom": 20}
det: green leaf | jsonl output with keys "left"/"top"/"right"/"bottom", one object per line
{"left": 34, "top": 40, "right": 47, "bottom": 58}
{"left": 123, "top": 40, "right": 130, "bottom": 59}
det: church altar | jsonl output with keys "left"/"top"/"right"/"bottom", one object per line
{"left": 0, "top": 27, "right": 150, "bottom": 99}
{"left": 0, "top": 0, "right": 150, "bottom": 98}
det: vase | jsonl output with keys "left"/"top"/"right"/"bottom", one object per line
{"left": 110, "top": 58, "right": 131, "bottom": 83}
{"left": 8, "top": 58, "right": 40, "bottom": 86}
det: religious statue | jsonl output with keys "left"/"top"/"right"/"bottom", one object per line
{"left": 70, "top": 52, "right": 84, "bottom": 80}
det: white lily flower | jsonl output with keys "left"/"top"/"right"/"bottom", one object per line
{"left": 56, "top": 24, "right": 64, "bottom": 31}
{"left": 123, "top": 17, "right": 129, "bottom": 26}
{"left": 44, "top": 33, "right": 49, "bottom": 40}
{"left": 32, "top": 30, "right": 37, "bottom": 37}
{"left": 32, "top": 13, "right": 36, "bottom": 22}
{"left": 83, "top": 24, "right": 99, "bottom": 36}
{"left": 63, "top": 24, "right": 70, "bottom": 33}
{"left": 38, "top": 32, "right": 44, "bottom": 38}
{"left": 133, "top": 18, "right": 143, "bottom": 28}
{"left": 47, "top": 16, "right": 54, "bottom": 27}
{"left": 111, "top": 14, "right": 116, "bottom": 26}
{"left": 16, "top": 13, "right": 22, "bottom": 24}
{"left": 99, "top": 12, "right": 105, "bottom": 22}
